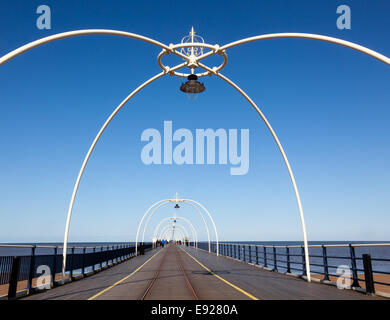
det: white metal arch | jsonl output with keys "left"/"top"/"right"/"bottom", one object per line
{"left": 156, "top": 220, "right": 195, "bottom": 246}
{"left": 181, "top": 201, "right": 211, "bottom": 251}
{"left": 140, "top": 199, "right": 210, "bottom": 249}
{"left": 181, "top": 199, "right": 219, "bottom": 254}
{"left": 153, "top": 216, "right": 198, "bottom": 248}
{"left": 1, "top": 30, "right": 389, "bottom": 283}
{"left": 159, "top": 224, "right": 189, "bottom": 241}
{"left": 162, "top": 228, "right": 185, "bottom": 242}
{"left": 194, "top": 34, "right": 390, "bottom": 282}
{"left": 136, "top": 198, "right": 217, "bottom": 255}
{"left": 0, "top": 29, "right": 189, "bottom": 66}
{"left": 159, "top": 225, "right": 189, "bottom": 240}
{"left": 159, "top": 225, "right": 186, "bottom": 242}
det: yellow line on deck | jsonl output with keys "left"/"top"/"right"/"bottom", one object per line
{"left": 179, "top": 246, "right": 259, "bottom": 300}
{"left": 88, "top": 248, "right": 162, "bottom": 300}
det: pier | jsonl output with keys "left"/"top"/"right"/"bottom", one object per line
{"left": 1, "top": 242, "right": 386, "bottom": 300}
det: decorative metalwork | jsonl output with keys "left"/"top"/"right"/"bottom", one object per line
{"left": 180, "top": 27, "right": 205, "bottom": 57}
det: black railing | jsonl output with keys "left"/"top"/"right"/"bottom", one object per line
{"left": 199, "top": 242, "right": 390, "bottom": 296}
{"left": 0, "top": 243, "right": 152, "bottom": 299}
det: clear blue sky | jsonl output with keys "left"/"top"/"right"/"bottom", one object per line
{"left": 0, "top": 0, "right": 389, "bottom": 243}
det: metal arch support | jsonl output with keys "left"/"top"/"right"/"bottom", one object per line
{"left": 196, "top": 60, "right": 311, "bottom": 280}
{"left": 61, "top": 59, "right": 185, "bottom": 279}
{"left": 218, "top": 72, "right": 311, "bottom": 279}
{"left": 181, "top": 199, "right": 220, "bottom": 256}
{"left": 135, "top": 199, "right": 172, "bottom": 256}
{"left": 158, "top": 222, "right": 190, "bottom": 240}
{"left": 59, "top": 72, "right": 167, "bottom": 278}
{"left": 153, "top": 216, "right": 198, "bottom": 248}
{"left": 164, "top": 230, "right": 184, "bottom": 241}
{"left": 140, "top": 199, "right": 210, "bottom": 251}
{"left": 219, "top": 33, "right": 390, "bottom": 66}
{"left": 141, "top": 201, "right": 173, "bottom": 244}
{"left": 137, "top": 198, "right": 217, "bottom": 254}
{"left": 183, "top": 201, "right": 211, "bottom": 252}
{"left": 137, "top": 198, "right": 211, "bottom": 254}
{"left": 61, "top": 60, "right": 186, "bottom": 279}
{"left": 0, "top": 28, "right": 186, "bottom": 280}
{"left": 192, "top": 32, "right": 390, "bottom": 67}
{"left": 194, "top": 33, "right": 390, "bottom": 282}
{"left": 159, "top": 224, "right": 189, "bottom": 239}
{"left": 159, "top": 225, "right": 187, "bottom": 241}
{"left": 158, "top": 225, "right": 173, "bottom": 239}
{"left": 0, "top": 29, "right": 190, "bottom": 66}
{"left": 159, "top": 224, "right": 190, "bottom": 240}
{"left": 154, "top": 216, "right": 198, "bottom": 248}
{"left": 162, "top": 228, "right": 185, "bottom": 242}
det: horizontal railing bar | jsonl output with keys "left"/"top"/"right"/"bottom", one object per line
{"left": 0, "top": 244, "right": 137, "bottom": 249}
{"left": 374, "top": 280, "right": 390, "bottom": 286}
{"left": 371, "top": 270, "right": 390, "bottom": 275}
{"left": 289, "top": 267, "right": 304, "bottom": 271}
{"left": 217, "top": 242, "right": 390, "bottom": 248}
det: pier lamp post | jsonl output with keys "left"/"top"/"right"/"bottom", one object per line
{"left": 1, "top": 27, "right": 390, "bottom": 283}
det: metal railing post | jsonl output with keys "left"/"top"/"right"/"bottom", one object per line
{"left": 264, "top": 247, "right": 267, "bottom": 268}
{"left": 8, "top": 256, "right": 21, "bottom": 300}
{"left": 273, "top": 246, "right": 277, "bottom": 271}
{"left": 322, "top": 245, "right": 330, "bottom": 281}
{"left": 70, "top": 247, "right": 75, "bottom": 279}
{"left": 256, "top": 246, "right": 259, "bottom": 265}
{"left": 82, "top": 247, "right": 86, "bottom": 275}
{"left": 362, "top": 254, "right": 375, "bottom": 295}
{"left": 286, "top": 247, "right": 291, "bottom": 273}
{"left": 243, "top": 245, "right": 246, "bottom": 262}
{"left": 27, "top": 245, "right": 36, "bottom": 290}
{"left": 52, "top": 246, "right": 58, "bottom": 287}
{"left": 248, "top": 246, "right": 252, "bottom": 263}
{"left": 301, "top": 246, "right": 307, "bottom": 277}
{"left": 92, "top": 247, "right": 96, "bottom": 271}
{"left": 100, "top": 247, "right": 103, "bottom": 269}
{"left": 349, "top": 244, "right": 360, "bottom": 288}
{"left": 238, "top": 245, "right": 241, "bottom": 260}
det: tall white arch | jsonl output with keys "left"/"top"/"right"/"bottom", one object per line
{"left": 157, "top": 219, "right": 196, "bottom": 246}
{"left": 136, "top": 198, "right": 217, "bottom": 255}
{"left": 194, "top": 34, "right": 389, "bottom": 282}
{"left": 184, "top": 201, "right": 211, "bottom": 251}
{"left": 0, "top": 29, "right": 189, "bottom": 65}
{"left": 140, "top": 199, "right": 209, "bottom": 249}
{"left": 1, "top": 30, "right": 389, "bottom": 283}
{"left": 159, "top": 225, "right": 189, "bottom": 240}
{"left": 159, "top": 225, "right": 187, "bottom": 241}
{"left": 162, "top": 229, "right": 185, "bottom": 242}
{"left": 159, "top": 224, "right": 189, "bottom": 240}
{"left": 153, "top": 216, "right": 198, "bottom": 248}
